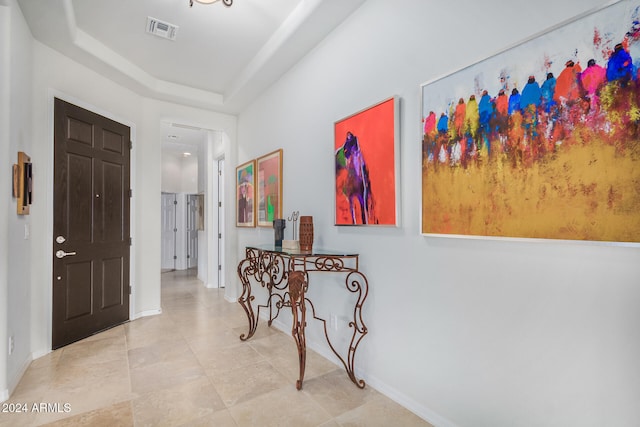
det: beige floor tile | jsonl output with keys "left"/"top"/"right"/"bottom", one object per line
{"left": 173, "top": 315, "right": 235, "bottom": 341}
{"left": 129, "top": 355, "right": 206, "bottom": 396}
{"left": 177, "top": 408, "right": 239, "bottom": 427}
{"left": 33, "top": 360, "right": 133, "bottom": 424}
{"left": 28, "top": 350, "right": 62, "bottom": 370}
{"left": 186, "top": 328, "right": 247, "bottom": 355}
{"left": 196, "top": 343, "right": 266, "bottom": 377}
{"left": 127, "top": 337, "right": 195, "bottom": 370}
{"left": 220, "top": 311, "right": 253, "bottom": 330}
{"left": 7, "top": 363, "right": 57, "bottom": 403}
{"left": 39, "top": 401, "right": 133, "bottom": 427}
{"left": 132, "top": 377, "right": 226, "bottom": 427}
{"left": 124, "top": 316, "right": 183, "bottom": 350}
{"left": 300, "top": 369, "right": 377, "bottom": 418}
{"left": 229, "top": 385, "right": 332, "bottom": 427}
{"left": 334, "top": 393, "right": 434, "bottom": 427}
{"left": 0, "top": 405, "right": 39, "bottom": 427}
{"left": 57, "top": 334, "right": 127, "bottom": 368}
{"left": 79, "top": 324, "right": 126, "bottom": 343}
{"left": 267, "top": 347, "right": 340, "bottom": 386}
{"left": 51, "top": 357, "right": 129, "bottom": 392}
{"left": 209, "top": 360, "right": 291, "bottom": 407}
{"left": 245, "top": 328, "right": 299, "bottom": 360}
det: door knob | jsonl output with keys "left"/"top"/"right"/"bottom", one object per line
{"left": 56, "top": 235, "right": 66, "bottom": 244}
{"left": 56, "top": 250, "right": 77, "bottom": 259}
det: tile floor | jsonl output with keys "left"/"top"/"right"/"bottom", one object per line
{"left": 1, "top": 269, "right": 432, "bottom": 426}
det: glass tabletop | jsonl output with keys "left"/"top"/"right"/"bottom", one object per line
{"left": 247, "top": 244, "right": 359, "bottom": 257}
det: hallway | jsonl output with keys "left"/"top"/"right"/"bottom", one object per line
{"left": 0, "top": 270, "right": 430, "bottom": 426}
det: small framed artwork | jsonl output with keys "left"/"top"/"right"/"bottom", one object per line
{"left": 256, "top": 149, "right": 283, "bottom": 227}
{"left": 334, "top": 97, "right": 400, "bottom": 226}
{"left": 12, "top": 164, "right": 19, "bottom": 198}
{"left": 236, "top": 160, "right": 256, "bottom": 227}
{"left": 16, "top": 151, "right": 32, "bottom": 215}
{"left": 196, "top": 194, "right": 205, "bottom": 231}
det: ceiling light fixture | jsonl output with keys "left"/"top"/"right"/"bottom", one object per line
{"left": 189, "top": 0, "right": 233, "bottom": 7}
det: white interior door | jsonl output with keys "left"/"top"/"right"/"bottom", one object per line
{"left": 186, "top": 194, "right": 198, "bottom": 269}
{"left": 161, "top": 193, "right": 176, "bottom": 270}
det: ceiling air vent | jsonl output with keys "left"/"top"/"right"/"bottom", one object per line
{"left": 146, "top": 17, "right": 178, "bottom": 41}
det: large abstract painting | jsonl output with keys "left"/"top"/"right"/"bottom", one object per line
{"left": 421, "top": 0, "right": 640, "bottom": 243}
{"left": 256, "top": 149, "right": 283, "bottom": 227}
{"left": 335, "top": 97, "right": 399, "bottom": 226}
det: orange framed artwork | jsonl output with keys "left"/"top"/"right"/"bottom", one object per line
{"left": 334, "top": 97, "right": 400, "bottom": 226}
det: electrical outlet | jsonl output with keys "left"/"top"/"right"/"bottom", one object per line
{"left": 330, "top": 314, "right": 339, "bottom": 331}
{"left": 8, "top": 336, "right": 14, "bottom": 355}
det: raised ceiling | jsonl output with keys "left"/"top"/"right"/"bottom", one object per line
{"left": 18, "top": 0, "right": 366, "bottom": 114}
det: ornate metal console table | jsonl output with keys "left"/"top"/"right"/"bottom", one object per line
{"left": 236, "top": 245, "right": 369, "bottom": 390}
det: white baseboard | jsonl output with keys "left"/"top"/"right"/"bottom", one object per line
{"left": 0, "top": 389, "right": 8, "bottom": 403}
{"left": 224, "top": 295, "right": 237, "bottom": 303}
{"left": 131, "top": 309, "right": 162, "bottom": 320}
{"left": 31, "top": 348, "right": 51, "bottom": 360}
{"left": 364, "top": 373, "right": 459, "bottom": 427}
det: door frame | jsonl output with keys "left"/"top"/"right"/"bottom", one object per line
{"left": 43, "top": 91, "right": 137, "bottom": 352}
{"left": 217, "top": 156, "right": 225, "bottom": 288}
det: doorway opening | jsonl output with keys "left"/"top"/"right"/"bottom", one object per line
{"left": 160, "top": 122, "right": 226, "bottom": 290}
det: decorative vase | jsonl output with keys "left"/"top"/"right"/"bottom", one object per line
{"left": 299, "top": 216, "right": 314, "bottom": 251}
{"left": 273, "top": 219, "right": 286, "bottom": 247}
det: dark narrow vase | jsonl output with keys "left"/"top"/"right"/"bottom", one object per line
{"left": 299, "top": 216, "right": 313, "bottom": 251}
{"left": 273, "top": 219, "right": 286, "bottom": 247}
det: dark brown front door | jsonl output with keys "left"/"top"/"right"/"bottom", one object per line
{"left": 52, "top": 98, "right": 131, "bottom": 349}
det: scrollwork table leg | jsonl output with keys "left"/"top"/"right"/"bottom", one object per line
{"left": 344, "top": 270, "right": 368, "bottom": 388}
{"left": 288, "top": 270, "right": 308, "bottom": 390}
{"left": 237, "top": 256, "right": 258, "bottom": 341}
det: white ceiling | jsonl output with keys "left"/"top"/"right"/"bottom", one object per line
{"left": 17, "top": 0, "right": 366, "bottom": 115}
{"left": 161, "top": 122, "right": 209, "bottom": 158}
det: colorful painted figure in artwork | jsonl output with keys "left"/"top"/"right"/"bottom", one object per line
{"left": 335, "top": 131, "right": 376, "bottom": 224}
{"left": 421, "top": 17, "right": 640, "bottom": 172}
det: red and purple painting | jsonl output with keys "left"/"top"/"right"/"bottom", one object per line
{"left": 335, "top": 97, "right": 398, "bottom": 226}
{"left": 421, "top": 0, "right": 640, "bottom": 243}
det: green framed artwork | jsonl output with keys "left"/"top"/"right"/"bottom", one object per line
{"left": 256, "top": 149, "right": 283, "bottom": 227}
{"left": 236, "top": 160, "right": 255, "bottom": 227}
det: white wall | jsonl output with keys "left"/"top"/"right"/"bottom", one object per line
{"left": 161, "top": 153, "right": 183, "bottom": 194}
{"left": 1, "top": 0, "right": 33, "bottom": 398}
{"left": 236, "top": 1, "right": 640, "bottom": 426}
{"left": 161, "top": 152, "right": 199, "bottom": 194}
{"left": 182, "top": 155, "right": 198, "bottom": 194}
{"left": 0, "top": 3, "right": 10, "bottom": 400}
